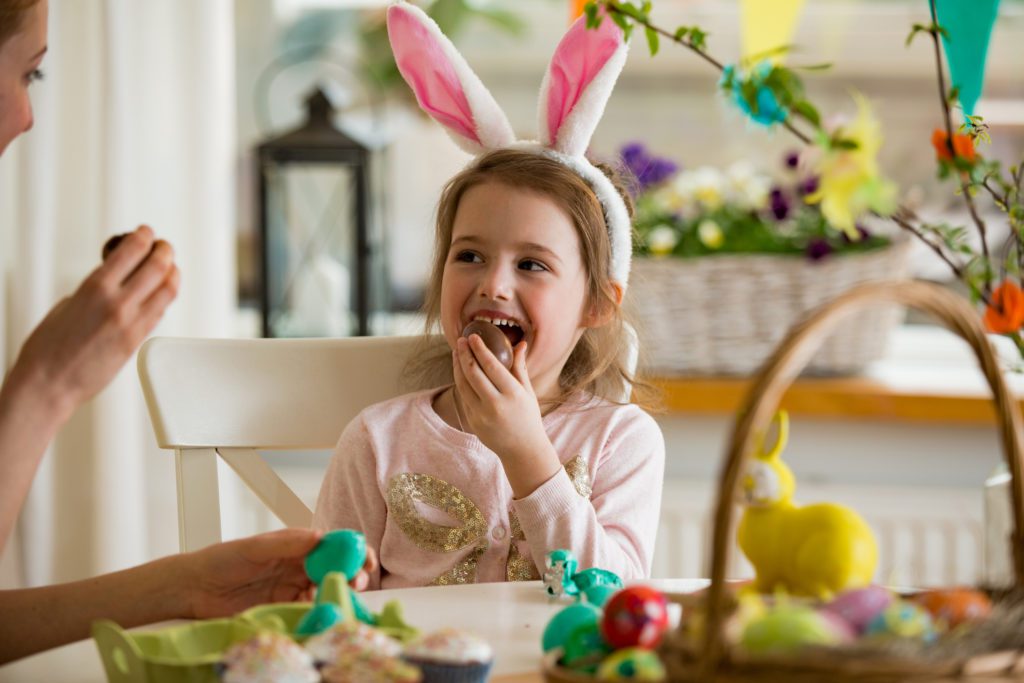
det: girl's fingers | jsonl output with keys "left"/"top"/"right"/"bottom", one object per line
{"left": 511, "top": 341, "right": 531, "bottom": 390}
{"left": 465, "top": 334, "right": 517, "bottom": 394}
{"left": 451, "top": 348, "right": 479, "bottom": 404}
{"left": 457, "top": 337, "right": 500, "bottom": 402}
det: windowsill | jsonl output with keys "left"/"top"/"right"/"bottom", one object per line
{"left": 652, "top": 325, "right": 1024, "bottom": 425}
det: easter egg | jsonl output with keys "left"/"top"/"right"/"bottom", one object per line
{"left": 562, "top": 622, "right": 612, "bottom": 674}
{"left": 542, "top": 602, "right": 602, "bottom": 653}
{"left": 584, "top": 584, "right": 618, "bottom": 608}
{"left": 305, "top": 529, "right": 366, "bottom": 583}
{"left": 823, "top": 585, "right": 894, "bottom": 633}
{"left": 601, "top": 586, "right": 670, "bottom": 649}
{"left": 911, "top": 588, "right": 992, "bottom": 628}
{"left": 739, "top": 604, "right": 841, "bottom": 654}
{"left": 296, "top": 602, "right": 344, "bottom": 636}
{"left": 864, "top": 600, "right": 936, "bottom": 642}
{"left": 596, "top": 647, "right": 666, "bottom": 681}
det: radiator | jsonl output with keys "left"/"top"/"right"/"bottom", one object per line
{"left": 652, "top": 480, "right": 984, "bottom": 587}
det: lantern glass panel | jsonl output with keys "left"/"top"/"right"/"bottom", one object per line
{"left": 264, "top": 162, "right": 362, "bottom": 337}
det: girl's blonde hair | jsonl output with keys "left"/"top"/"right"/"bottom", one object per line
{"left": 0, "top": 0, "right": 40, "bottom": 48}
{"left": 409, "top": 148, "right": 658, "bottom": 411}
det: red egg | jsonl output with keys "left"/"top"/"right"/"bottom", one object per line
{"left": 600, "top": 586, "right": 670, "bottom": 649}
{"left": 911, "top": 588, "right": 992, "bottom": 629}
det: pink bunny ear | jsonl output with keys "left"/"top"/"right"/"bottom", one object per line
{"left": 538, "top": 12, "right": 628, "bottom": 157}
{"left": 387, "top": 3, "right": 515, "bottom": 155}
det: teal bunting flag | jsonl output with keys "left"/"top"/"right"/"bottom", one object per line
{"left": 933, "top": 0, "right": 1001, "bottom": 119}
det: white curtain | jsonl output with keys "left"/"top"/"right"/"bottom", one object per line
{"left": 0, "top": 0, "right": 236, "bottom": 587}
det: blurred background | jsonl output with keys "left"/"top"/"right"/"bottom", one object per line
{"left": 1, "top": 0, "right": 1022, "bottom": 591}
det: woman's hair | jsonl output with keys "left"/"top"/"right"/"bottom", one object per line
{"left": 408, "top": 148, "right": 659, "bottom": 411}
{"left": 0, "top": 0, "right": 39, "bottom": 48}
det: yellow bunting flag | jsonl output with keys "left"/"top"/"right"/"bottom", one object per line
{"left": 740, "top": 0, "right": 807, "bottom": 65}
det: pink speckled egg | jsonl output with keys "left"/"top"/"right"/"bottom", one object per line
{"left": 823, "top": 586, "right": 893, "bottom": 634}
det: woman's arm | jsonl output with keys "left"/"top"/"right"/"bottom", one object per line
{"left": 0, "top": 226, "right": 178, "bottom": 551}
{"left": 0, "top": 528, "right": 322, "bottom": 664}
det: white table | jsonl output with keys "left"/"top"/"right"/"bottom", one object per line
{"left": 0, "top": 579, "right": 706, "bottom": 682}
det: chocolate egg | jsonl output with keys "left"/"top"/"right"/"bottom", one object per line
{"left": 101, "top": 233, "right": 127, "bottom": 260}
{"left": 462, "top": 320, "right": 513, "bottom": 369}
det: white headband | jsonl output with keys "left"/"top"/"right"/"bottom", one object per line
{"left": 387, "top": 2, "right": 633, "bottom": 289}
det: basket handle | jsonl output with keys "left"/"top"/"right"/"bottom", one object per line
{"left": 697, "top": 280, "right": 1024, "bottom": 675}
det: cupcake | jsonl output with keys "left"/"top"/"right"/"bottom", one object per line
{"left": 402, "top": 628, "right": 493, "bottom": 683}
{"left": 220, "top": 632, "right": 318, "bottom": 683}
{"left": 321, "top": 650, "right": 423, "bottom": 683}
{"left": 305, "top": 621, "right": 403, "bottom": 666}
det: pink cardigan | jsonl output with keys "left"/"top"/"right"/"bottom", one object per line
{"left": 312, "top": 388, "right": 664, "bottom": 589}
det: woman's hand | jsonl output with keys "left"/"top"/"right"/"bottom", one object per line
{"left": 183, "top": 528, "right": 321, "bottom": 619}
{"left": 10, "top": 225, "right": 179, "bottom": 423}
{"left": 453, "top": 335, "right": 561, "bottom": 498}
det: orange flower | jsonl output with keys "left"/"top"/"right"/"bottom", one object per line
{"left": 931, "top": 129, "right": 976, "bottom": 164}
{"left": 984, "top": 281, "right": 1024, "bottom": 334}
{"left": 570, "top": 0, "right": 589, "bottom": 20}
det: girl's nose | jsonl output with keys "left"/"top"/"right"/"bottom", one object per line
{"left": 479, "top": 263, "right": 513, "bottom": 300}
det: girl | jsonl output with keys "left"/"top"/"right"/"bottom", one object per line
{"left": 312, "top": 3, "right": 665, "bottom": 589}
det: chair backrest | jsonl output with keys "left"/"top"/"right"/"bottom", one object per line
{"left": 138, "top": 335, "right": 440, "bottom": 551}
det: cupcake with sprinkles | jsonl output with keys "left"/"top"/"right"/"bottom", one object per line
{"left": 220, "top": 631, "right": 318, "bottom": 683}
{"left": 305, "top": 621, "right": 403, "bottom": 667}
{"left": 402, "top": 628, "right": 493, "bottom": 683}
{"left": 321, "top": 650, "right": 423, "bottom": 683}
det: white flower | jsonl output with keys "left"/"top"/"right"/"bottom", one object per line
{"left": 646, "top": 225, "right": 679, "bottom": 255}
{"left": 698, "top": 220, "right": 724, "bottom": 249}
{"left": 725, "top": 161, "right": 770, "bottom": 210}
{"left": 674, "top": 166, "right": 726, "bottom": 212}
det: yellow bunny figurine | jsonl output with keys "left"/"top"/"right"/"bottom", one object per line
{"left": 737, "top": 411, "right": 878, "bottom": 600}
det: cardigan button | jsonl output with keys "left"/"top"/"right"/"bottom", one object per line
{"left": 491, "top": 526, "right": 507, "bottom": 541}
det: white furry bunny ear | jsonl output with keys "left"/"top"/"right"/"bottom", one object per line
{"left": 387, "top": 2, "right": 515, "bottom": 155}
{"left": 538, "top": 11, "right": 629, "bottom": 157}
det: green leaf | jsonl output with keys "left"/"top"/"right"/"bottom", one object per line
{"left": 617, "top": 2, "right": 647, "bottom": 21}
{"left": 609, "top": 11, "right": 634, "bottom": 41}
{"left": 674, "top": 26, "right": 689, "bottom": 41}
{"left": 792, "top": 100, "right": 821, "bottom": 128}
{"left": 585, "top": 2, "right": 601, "bottom": 29}
{"left": 645, "top": 26, "right": 660, "bottom": 55}
{"left": 832, "top": 138, "right": 860, "bottom": 151}
{"left": 688, "top": 27, "right": 707, "bottom": 51}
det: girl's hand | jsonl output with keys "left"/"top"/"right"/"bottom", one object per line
{"left": 10, "top": 225, "right": 178, "bottom": 423}
{"left": 453, "top": 335, "right": 561, "bottom": 498}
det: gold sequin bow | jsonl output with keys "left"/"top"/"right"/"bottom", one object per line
{"left": 387, "top": 456, "right": 592, "bottom": 585}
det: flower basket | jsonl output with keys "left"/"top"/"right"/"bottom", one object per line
{"left": 628, "top": 239, "right": 911, "bottom": 376}
{"left": 547, "top": 279, "right": 1024, "bottom": 682}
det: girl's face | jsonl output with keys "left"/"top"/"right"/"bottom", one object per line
{"left": 0, "top": 0, "right": 47, "bottom": 157}
{"left": 441, "top": 180, "right": 600, "bottom": 401}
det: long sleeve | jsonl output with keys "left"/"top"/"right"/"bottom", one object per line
{"left": 511, "top": 408, "right": 665, "bottom": 579}
{"left": 313, "top": 416, "right": 388, "bottom": 589}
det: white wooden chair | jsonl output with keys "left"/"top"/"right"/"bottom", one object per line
{"left": 137, "top": 335, "right": 440, "bottom": 552}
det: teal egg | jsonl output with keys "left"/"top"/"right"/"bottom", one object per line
{"left": 574, "top": 568, "right": 623, "bottom": 593}
{"left": 583, "top": 584, "right": 618, "bottom": 608}
{"left": 542, "top": 602, "right": 602, "bottom": 653}
{"left": 562, "top": 622, "right": 612, "bottom": 674}
{"left": 596, "top": 647, "right": 666, "bottom": 681}
{"left": 295, "top": 602, "right": 344, "bottom": 636}
{"left": 740, "top": 604, "right": 840, "bottom": 654}
{"left": 305, "top": 529, "right": 366, "bottom": 583}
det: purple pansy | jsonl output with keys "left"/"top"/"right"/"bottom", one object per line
{"left": 769, "top": 188, "right": 791, "bottom": 220}
{"left": 798, "top": 176, "right": 820, "bottom": 197}
{"left": 784, "top": 151, "right": 801, "bottom": 169}
{"left": 841, "top": 224, "right": 872, "bottom": 243}
{"left": 806, "top": 238, "right": 833, "bottom": 261}
{"left": 619, "top": 142, "right": 679, "bottom": 194}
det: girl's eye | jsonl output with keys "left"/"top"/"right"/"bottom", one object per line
{"left": 453, "top": 250, "right": 481, "bottom": 264}
{"left": 518, "top": 259, "right": 547, "bottom": 272}
{"left": 25, "top": 69, "right": 44, "bottom": 84}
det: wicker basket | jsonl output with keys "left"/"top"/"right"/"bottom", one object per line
{"left": 547, "top": 279, "right": 1024, "bottom": 682}
{"left": 628, "top": 239, "right": 911, "bottom": 376}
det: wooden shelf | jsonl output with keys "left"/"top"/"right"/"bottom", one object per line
{"left": 652, "top": 375, "right": 1014, "bottom": 425}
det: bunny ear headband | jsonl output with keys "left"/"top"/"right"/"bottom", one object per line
{"left": 386, "top": 1, "right": 633, "bottom": 290}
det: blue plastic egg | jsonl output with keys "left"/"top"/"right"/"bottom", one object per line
{"left": 305, "top": 529, "right": 366, "bottom": 583}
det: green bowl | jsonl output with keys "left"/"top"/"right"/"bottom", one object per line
{"left": 92, "top": 618, "right": 261, "bottom": 683}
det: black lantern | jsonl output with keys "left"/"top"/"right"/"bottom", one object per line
{"left": 256, "top": 86, "right": 380, "bottom": 337}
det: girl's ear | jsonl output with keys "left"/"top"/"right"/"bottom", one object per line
{"left": 387, "top": 2, "right": 515, "bottom": 155}
{"left": 582, "top": 284, "right": 622, "bottom": 328}
{"left": 538, "top": 11, "right": 629, "bottom": 157}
